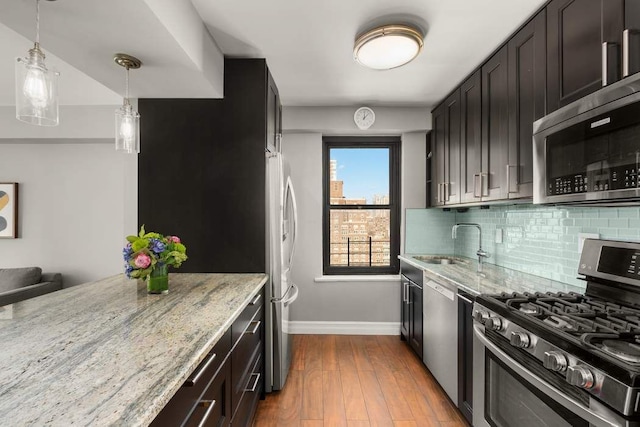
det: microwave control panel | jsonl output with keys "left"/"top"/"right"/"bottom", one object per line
{"left": 548, "top": 165, "right": 638, "bottom": 195}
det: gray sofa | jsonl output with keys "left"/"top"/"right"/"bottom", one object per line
{"left": 0, "top": 267, "right": 63, "bottom": 306}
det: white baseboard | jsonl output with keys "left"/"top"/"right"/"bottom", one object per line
{"left": 287, "top": 321, "right": 400, "bottom": 335}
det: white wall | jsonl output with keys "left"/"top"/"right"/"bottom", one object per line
{"left": 282, "top": 106, "right": 428, "bottom": 331}
{"left": 0, "top": 142, "right": 137, "bottom": 286}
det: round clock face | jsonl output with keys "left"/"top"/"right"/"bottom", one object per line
{"left": 354, "top": 107, "right": 375, "bottom": 130}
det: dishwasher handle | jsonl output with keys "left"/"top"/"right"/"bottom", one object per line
{"left": 425, "top": 280, "right": 455, "bottom": 301}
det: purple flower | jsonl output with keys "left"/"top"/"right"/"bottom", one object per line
{"left": 124, "top": 264, "right": 134, "bottom": 278}
{"left": 150, "top": 238, "right": 166, "bottom": 254}
{"left": 122, "top": 243, "right": 133, "bottom": 261}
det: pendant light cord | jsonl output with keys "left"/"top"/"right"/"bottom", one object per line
{"left": 125, "top": 67, "right": 130, "bottom": 103}
{"left": 35, "top": 0, "right": 40, "bottom": 46}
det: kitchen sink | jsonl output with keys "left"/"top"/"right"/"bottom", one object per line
{"left": 412, "top": 255, "right": 465, "bottom": 265}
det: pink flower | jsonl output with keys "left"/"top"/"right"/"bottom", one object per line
{"left": 134, "top": 253, "right": 151, "bottom": 269}
{"left": 168, "top": 236, "right": 181, "bottom": 243}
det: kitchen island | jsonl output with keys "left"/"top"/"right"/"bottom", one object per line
{"left": 0, "top": 273, "right": 267, "bottom": 426}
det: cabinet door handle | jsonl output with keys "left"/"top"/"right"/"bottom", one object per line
{"left": 444, "top": 182, "right": 450, "bottom": 202}
{"left": 481, "top": 173, "right": 489, "bottom": 197}
{"left": 623, "top": 29, "right": 640, "bottom": 78}
{"left": 245, "top": 373, "right": 261, "bottom": 392}
{"left": 624, "top": 29, "right": 631, "bottom": 78}
{"left": 196, "top": 399, "right": 217, "bottom": 427}
{"left": 245, "top": 320, "right": 261, "bottom": 335}
{"left": 184, "top": 352, "right": 217, "bottom": 387}
{"left": 249, "top": 293, "right": 262, "bottom": 306}
{"left": 506, "top": 164, "right": 518, "bottom": 193}
{"left": 602, "top": 41, "right": 619, "bottom": 86}
{"left": 473, "top": 174, "right": 481, "bottom": 198}
{"left": 437, "top": 183, "right": 442, "bottom": 203}
{"left": 402, "top": 281, "right": 407, "bottom": 303}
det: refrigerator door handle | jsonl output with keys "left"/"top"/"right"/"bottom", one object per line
{"left": 282, "top": 283, "right": 299, "bottom": 307}
{"left": 285, "top": 176, "right": 298, "bottom": 269}
{"left": 271, "top": 284, "right": 295, "bottom": 303}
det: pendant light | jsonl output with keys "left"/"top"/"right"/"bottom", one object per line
{"left": 15, "top": 0, "right": 59, "bottom": 126}
{"left": 114, "top": 53, "right": 142, "bottom": 154}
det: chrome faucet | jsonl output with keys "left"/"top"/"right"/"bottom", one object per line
{"left": 452, "top": 223, "right": 491, "bottom": 272}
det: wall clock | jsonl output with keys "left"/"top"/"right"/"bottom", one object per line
{"left": 354, "top": 106, "right": 375, "bottom": 130}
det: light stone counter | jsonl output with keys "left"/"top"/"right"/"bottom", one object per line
{"left": 399, "top": 254, "right": 585, "bottom": 296}
{"left": 0, "top": 273, "right": 268, "bottom": 426}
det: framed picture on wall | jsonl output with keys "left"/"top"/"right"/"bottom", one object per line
{"left": 0, "top": 183, "right": 18, "bottom": 239}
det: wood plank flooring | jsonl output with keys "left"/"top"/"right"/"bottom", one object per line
{"left": 253, "top": 335, "right": 469, "bottom": 427}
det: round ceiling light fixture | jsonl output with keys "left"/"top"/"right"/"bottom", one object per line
{"left": 353, "top": 24, "right": 424, "bottom": 70}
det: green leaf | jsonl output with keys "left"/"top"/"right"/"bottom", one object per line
{"left": 125, "top": 235, "right": 138, "bottom": 243}
{"left": 139, "top": 225, "right": 146, "bottom": 238}
{"left": 132, "top": 239, "right": 149, "bottom": 252}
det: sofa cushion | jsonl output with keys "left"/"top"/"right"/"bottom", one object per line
{"left": 0, "top": 268, "right": 43, "bottom": 293}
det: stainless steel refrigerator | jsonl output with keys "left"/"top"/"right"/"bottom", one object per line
{"left": 265, "top": 138, "right": 299, "bottom": 392}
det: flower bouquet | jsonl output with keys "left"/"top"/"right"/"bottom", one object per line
{"left": 123, "top": 225, "right": 188, "bottom": 293}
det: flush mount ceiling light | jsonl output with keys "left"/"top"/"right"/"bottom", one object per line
{"left": 15, "top": 0, "right": 60, "bottom": 126}
{"left": 354, "top": 24, "right": 424, "bottom": 70}
{"left": 114, "top": 53, "right": 142, "bottom": 154}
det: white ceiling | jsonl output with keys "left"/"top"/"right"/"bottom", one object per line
{"left": 192, "top": 0, "right": 547, "bottom": 107}
{"left": 0, "top": 0, "right": 546, "bottom": 108}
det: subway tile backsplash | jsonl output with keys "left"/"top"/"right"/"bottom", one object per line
{"left": 405, "top": 205, "right": 640, "bottom": 287}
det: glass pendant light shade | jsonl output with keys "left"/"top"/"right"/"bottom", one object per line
{"left": 15, "top": 0, "right": 60, "bottom": 126}
{"left": 115, "top": 102, "right": 140, "bottom": 153}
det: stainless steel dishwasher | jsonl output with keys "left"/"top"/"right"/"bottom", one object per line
{"left": 423, "top": 272, "right": 458, "bottom": 405}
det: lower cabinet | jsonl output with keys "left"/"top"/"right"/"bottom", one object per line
{"left": 151, "top": 286, "right": 264, "bottom": 427}
{"left": 457, "top": 291, "right": 475, "bottom": 425}
{"left": 400, "top": 261, "right": 423, "bottom": 358}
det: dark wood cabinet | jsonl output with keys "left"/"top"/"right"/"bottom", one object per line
{"left": 459, "top": 70, "right": 482, "bottom": 204}
{"left": 151, "top": 286, "right": 265, "bottom": 427}
{"left": 457, "top": 291, "right": 474, "bottom": 425}
{"left": 400, "top": 261, "right": 423, "bottom": 358}
{"left": 507, "top": 10, "right": 546, "bottom": 199}
{"left": 431, "top": 104, "right": 445, "bottom": 207}
{"left": 546, "top": 0, "right": 624, "bottom": 111}
{"left": 481, "top": 45, "right": 510, "bottom": 202}
{"left": 431, "top": 90, "right": 461, "bottom": 206}
{"left": 139, "top": 59, "right": 280, "bottom": 274}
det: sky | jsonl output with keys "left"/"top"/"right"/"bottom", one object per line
{"left": 331, "top": 148, "right": 389, "bottom": 203}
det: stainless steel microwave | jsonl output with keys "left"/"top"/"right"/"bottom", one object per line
{"left": 533, "top": 72, "right": 640, "bottom": 205}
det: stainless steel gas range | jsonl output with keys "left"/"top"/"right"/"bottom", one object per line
{"left": 473, "top": 239, "right": 640, "bottom": 427}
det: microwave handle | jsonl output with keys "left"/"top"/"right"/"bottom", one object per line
{"left": 473, "top": 324, "right": 620, "bottom": 427}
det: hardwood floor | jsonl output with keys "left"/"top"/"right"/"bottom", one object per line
{"left": 253, "top": 335, "right": 469, "bottom": 427}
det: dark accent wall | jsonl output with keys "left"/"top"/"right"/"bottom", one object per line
{"left": 138, "top": 59, "right": 270, "bottom": 273}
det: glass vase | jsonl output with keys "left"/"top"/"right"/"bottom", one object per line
{"left": 147, "top": 263, "right": 169, "bottom": 294}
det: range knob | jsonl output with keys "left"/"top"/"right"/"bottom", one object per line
{"left": 543, "top": 351, "right": 568, "bottom": 372}
{"left": 485, "top": 316, "right": 504, "bottom": 331}
{"left": 510, "top": 331, "right": 531, "bottom": 348}
{"left": 473, "top": 310, "right": 489, "bottom": 324}
{"left": 566, "top": 366, "right": 595, "bottom": 389}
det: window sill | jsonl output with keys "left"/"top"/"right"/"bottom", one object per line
{"left": 314, "top": 275, "right": 401, "bottom": 283}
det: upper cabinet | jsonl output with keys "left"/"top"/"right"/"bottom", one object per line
{"left": 547, "top": 0, "right": 615, "bottom": 111}
{"left": 481, "top": 46, "right": 510, "bottom": 202}
{"left": 431, "top": 90, "right": 461, "bottom": 206}
{"left": 507, "top": 10, "right": 546, "bottom": 199}
{"left": 459, "top": 71, "right": 482, "bottom": 204}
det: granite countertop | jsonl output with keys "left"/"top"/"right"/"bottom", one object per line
{"left": 0, "top": 273, "right": 268, "bottom": 427}
{"left": 399, "top": 254, "right": 585, "bottom": 296}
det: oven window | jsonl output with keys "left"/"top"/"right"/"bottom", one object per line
{"left": 485, "top": 352, "right": 588, "bottom": 427}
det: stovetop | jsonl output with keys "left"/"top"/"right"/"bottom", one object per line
{"left": 477, "top": 290, "right": 640, "bottom": 379}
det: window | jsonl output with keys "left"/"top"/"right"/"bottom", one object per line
{"left": 322, "top": 136, "right": 400, "bottom": 275}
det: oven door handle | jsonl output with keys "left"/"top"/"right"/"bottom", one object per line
{"left": 473, "top": 324, "right": 620, "bottom": 427}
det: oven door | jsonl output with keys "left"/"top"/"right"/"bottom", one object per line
{"left": 473, "top": 323, "right": 633, "bottom": 427}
